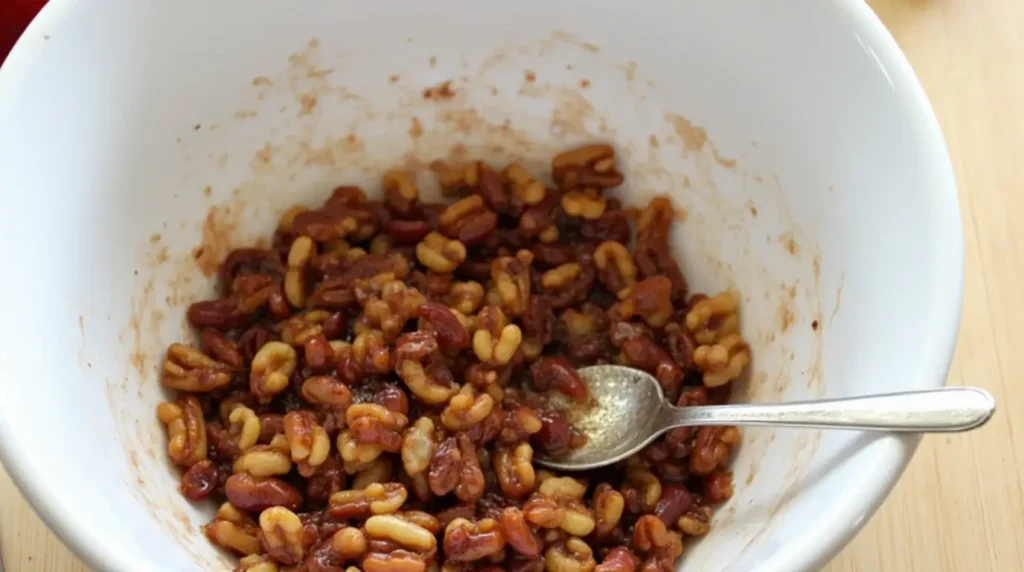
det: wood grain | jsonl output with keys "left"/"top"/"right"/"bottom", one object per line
{"left": 2, "top": 0, "right": 1022, "bottom": 570}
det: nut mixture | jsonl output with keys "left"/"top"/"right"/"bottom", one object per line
{"left": 159, "top": 144, "right": 750, "bottom": 572}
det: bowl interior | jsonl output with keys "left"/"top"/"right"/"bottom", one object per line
{"left": 0, "top": 1, "right": 961, "bottom": 570}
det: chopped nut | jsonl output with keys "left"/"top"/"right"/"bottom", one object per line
{"left": 259, "top": 507, "right": 304, "bottom": 564}
{"left": 694, "top": 332, "right": 750, "bottom": 387}
{"left": 161, "top": 343, "right": 232, "bottom": 392}
{"left": 250, "top": 341, "right": 298, "bottom": 402}
{"left": 504, "top": 163, "right": 546, "bottom": 205}
{"left": 157, "top": 395, "right": 207, "bottom": 467}
{"left": 491, "top": 250, "right": 533, "bottom": 317}
{"left": 561, "top": 191, "right": 608, "bottom": 220}
{"left": 228, "top": 405, "right": 261, "bottom": 451}
{"left": 441, "top": 385, "right": 496, "bottom": 431}
{"left": 447, "top": 281, "right": 485, "bottom": 315}
{"left": 417, "top": 232, "right": 467, "bottom": 273}
{"left": 277, "top": 204, "right": 309, "bottom": 235}
{"left": 678, "top": 505, "right": 713, "bottom": 536}
{"left": 473, "top": 323, "right": 522, "bottom": 365}
{"left": 542, "top": 263, "right": 583, "bottom": 290}
{"left": 686, "top": 291, "right": 750, "bottom": 386}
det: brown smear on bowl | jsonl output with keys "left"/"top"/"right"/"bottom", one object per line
{"left": 665, "top": 111, "right": 738, "bottom": 169}
{"left": 191, "top": 204, "right": 239, "bottom": 277}
{"left": 297, "top": 93, "right": 318, "bottom": 115}
{"left": 547, "top": 30, "right": 600, "bottom": 53}
{"left": 119, "top": 30, "right": 833, "bottom": 568}
{"left": 107, "top": 266, "right": 225, "bottom": 566}
{"left": 408, "top": 116, "right": 423, "bottom": 139}
{"left": 127, "top": 278, "right": 155, "bottom": 376}
{"left": 779, "top": 231, "right": 799, "bottom": 256}
{"left": 666, "top": 112, "right": 708, "bottom": 151}
{"left": 423, "top": 80, "right": 456, "bottom": 100}
{"left": 830, "top": 271, "right": 845, "bottom": 328}
{"left": 105, "top": 371, "right": 228, "bottom": 568}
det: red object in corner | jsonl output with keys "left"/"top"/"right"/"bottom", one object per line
{"left": 1, "top": 0, "right": 48, "bottom": 64}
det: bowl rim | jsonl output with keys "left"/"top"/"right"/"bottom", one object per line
{"left": 0, "top": 1, "right": 964, "bottom": 571}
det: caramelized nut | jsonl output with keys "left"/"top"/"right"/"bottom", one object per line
{"left": 161, "top": 343, "right": 232, "bottom": 392}
{"left": 690, "top": 426, "right": 740, "bottom": 475}
{"left": 619, "top": 276, "right": 674, "bottom": 328}
{"left": 504, "top": 163, "right": 546, "bottom": 206}
{"left": 228, "top": 405, "right": 261, "bottom": 451}
{"left": 402, "top": 418, "right": 437, "bottom": 475}
{"left": 301, "top": 375, "right": 353, "bottom": 410}
{"left": 278, "top": 204, "right": 310, "bottom": 234}
{"left": 283, "top": 410, "right": 331, "bottom": 476}
{"left": 259, "top": 507, "right": 304, "bottom": 564}
{"left": 539, "top": 476, "right": 587, "bottom": 501}
{"left": 237, "top": 554, "right": 279, "bottom": 572}
{"left": 685, "top": 291, "right": 739, "bottom": 344}
{"left": 250, "top": 341, "right": 298, "bottom": 402}
{"left": 561, "top": 191, "right": 607, "bottom": 220}
{"left": 329, "top": 482, "right": 408, "bottom": 518}
{"left": 544, "top": 538, "right": 597, "bottom": 572}
{"left": 331, "top": 527, "right": 368, "bottom": 560}
{"left": 366, "top": 514, "right": 437, "bottom": 552}
{"left": 352, "top": 458, "right": 394, "bottom": 490}
{"left": 594, "top": 547, "right": 636, "bottom": 572}
{"left": 384, "top": 170, "right": 420, "bottom": 216}
{"left": 224, "top": 473, "right": 302, "bottom": 512}
{"left": 417, "top": 232, "right": 468, "bottom": 273}
{"left": 491, "top": 250, "right": 533, "bottom": 317}
{"left": 429, "top": 434, "right": 485, "bottom": 503}
{"left": 541, "top": 263, "right": 583, "bottom": 290}
{"left": 593, "top": 241, "right": 637, "bottom": 297}
{"left": 472, "top": 306, "right": 522, "bottom": 365}
{"left": 693, "top": 332, "right": 750, "bottom": 387}
{"left": 441, "top": 385, "right": 496, "bottom": 431}
{"left": 552, "top": 144, "right": 623, "bottom": 191}
{"left": 280, "top": 310, "right": 332, "bottom": 346}
{"left": 494, "top": 443, "right": 536, "bottom": 499}
{"left": 439, "top": 195, "right": 498, "bottom": 246}
{"left": 624, "top": 469, "right": 662, "bottom": 513}
{"left": 499, "top": 506, "right": 542, "bottom": 558}
{"left": 443, "top": 518, "right": 507, "bottom": 563}
{"left": 205, "top": 503, "right": 261, "bottom": 555}
{"left": 363, "top": 552, "right": 427, "bottom": 572}
{"left": 233, "top": 446, "right": 292, "bottom": 477}
{"left": 447, "top": 281, "right": 485, "bottom": 315}
{"left": 397, "top": 359, "right": 458, "bottom": 404}
{"left": 678, "top": 505, "right": 713, "bottom": 536}
{"left": 285, "top": 236, "right": 317, "bottom": 307}
{"left": 592, "top": 484, "right": 624, "bottom": 538}
{"left": 157, "top": 396, "right": 207, "bottom": 467}
{"left": 633, "top": 515, "right": 670, "bottom": 551}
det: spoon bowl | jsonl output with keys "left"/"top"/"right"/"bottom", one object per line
{"left": 542, "top": 365, "right": 672, "bottom": 471}
{"left": 536, "top": 365, "right": 996, "bottom": 471}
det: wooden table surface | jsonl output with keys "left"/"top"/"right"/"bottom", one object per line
{"left": 2, "top": 0, "right": 1022, "bottom": 570}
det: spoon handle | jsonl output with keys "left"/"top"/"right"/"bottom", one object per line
{"left": 662, "top": 387, "right": 995, "bottom": 433}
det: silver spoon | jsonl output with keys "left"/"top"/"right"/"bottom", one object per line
{"left": 535, "top": 365, "right": 996, "bottom": 471}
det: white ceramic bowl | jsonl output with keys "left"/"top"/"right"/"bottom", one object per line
{"left": 0, "top": 1, "right": 962, "bottom": 571}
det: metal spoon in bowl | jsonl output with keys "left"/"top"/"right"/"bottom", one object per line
{"left": 535, "top": 365, "right": 995, "bottom": 471}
